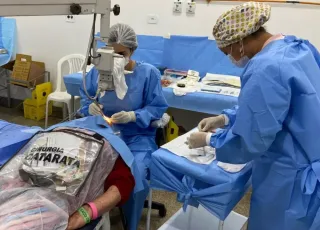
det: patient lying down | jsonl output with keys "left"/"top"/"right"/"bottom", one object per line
{"left": 0, "top": 127, "right": 135, "bottom": 230}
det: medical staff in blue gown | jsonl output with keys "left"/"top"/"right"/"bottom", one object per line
{"left": 79, "top": 23, "right": 168, "bottom": 229}
{"left": 187, "top": 2, "right": 320, "bottom": 230}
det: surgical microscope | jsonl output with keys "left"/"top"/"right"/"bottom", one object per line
{"left": 0, "top": 0, "right": 121, "bottom": 102}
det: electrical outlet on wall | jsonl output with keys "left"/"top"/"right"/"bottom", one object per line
{"left": 173, "top": 0, "right": 183, "bottom": 13}
{"left": 66, "top": 15, "right": 75, "bottom": 23}
{"left": 186, "top": 0, "right": 196, "bottom": 14}
{"left": 147, "top": 14, "right": 159, "bottom": 24}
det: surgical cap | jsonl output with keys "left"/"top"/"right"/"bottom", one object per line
{"left": 108, "top": 23, "right": 138, "bottom": 50}
{"left": 213, "top": 2, "right": 271, "bottom": 48}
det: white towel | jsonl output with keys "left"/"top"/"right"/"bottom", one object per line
{"left": 173, "top": 87, "right": 196, "bottom": 96}
{"left": 217, "top": 162, "right": 246, "bottom": 173}
{"left": 161, "top": 129, "right": 216, "bottom": 165}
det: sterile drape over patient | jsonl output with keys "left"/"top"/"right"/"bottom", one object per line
{"left": 0, "top": 127, "right": 118, "bottom": 229}
{"left": 0, "top": 116, "right": 145, "bottom": 230}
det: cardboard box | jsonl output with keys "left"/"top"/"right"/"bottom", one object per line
{"left": 11, "top": 54, "right": 45, "bottom": 87}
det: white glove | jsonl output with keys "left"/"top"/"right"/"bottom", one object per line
{"left": 111, "top": 111, "right": 136, "bottom": 124}
{"left": 89, "top": 103, "right": 103, "bottom": 116}
{"left": 187, "top": 132, "right": 208, "bottom": 149}
{"left": 151, "top": 113, "right": 171, "bottom": 128}
{"left": 198, "top": 115, "right": 226, "bottom": 132}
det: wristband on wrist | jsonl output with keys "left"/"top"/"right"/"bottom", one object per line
{"left": 87, "top": 202, "right": 99, "bottom": 220}
{"left": 78, "top": 207, "right": 91, "bottom": 224}
{"left": 206, "top": 133, "right": 213, "bottom": 146}
{"left": 222, "top": 114, "right": 229, "bottom": 126}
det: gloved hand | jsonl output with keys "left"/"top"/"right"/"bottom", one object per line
{"left": 89, "top": 103, "right": 103, "bottom": 116}
{"left": 151, "top": 113, "right": 171, "bottom": 128}
{"left": 187, "top": 132, "right": 209, "bottom": 149}
{"left": 198, "top": 115, "right": 225, "bottom": 132}
{"left": 111, "top": 111, "right": 136, "bottom": 124}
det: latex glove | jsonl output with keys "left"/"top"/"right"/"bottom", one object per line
{"left": 198, "top": 115, "right": 225, "bottom": 132}
{"left": 89, "top": 103, "right": 103, "bottom": 116}
{"left": 111, "top": 111, "right": 136, "bottom": 124}
{"left": 151, "top": 113, "right": 171, "bottom": 128}
{"left": 187, "top": 132, "right": 208, "bottom": 149}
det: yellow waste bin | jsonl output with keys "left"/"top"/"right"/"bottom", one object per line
{"left": 31, "top": 82, "right": 52, "bottom": 105}
{"left": 23, "top": 98, "right": 52, "bottom": 121}
{"left": 166, "top": 117, "right": 179, "bottom": 142}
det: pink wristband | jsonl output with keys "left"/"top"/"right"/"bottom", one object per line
{"left": 87, "top": 202, "right": 99, "bottom": 220}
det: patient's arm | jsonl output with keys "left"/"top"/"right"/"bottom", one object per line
{"left": 67, "top": 157, "right": 135, "bottom": 230}
{"left": 104, "top": 156, "right": 136, "bottom": 206}
{"left": 67, "top": 186, "right": 121, "bottom": 230}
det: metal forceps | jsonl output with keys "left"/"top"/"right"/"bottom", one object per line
{"left": 93, "top": 100, "right": 108, "bottom": 120}
{"left": 93, "top": 100, "right": 120, "bottom": 136}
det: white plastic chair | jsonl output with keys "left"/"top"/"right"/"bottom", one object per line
{"left": 45, "top": 54, "right": 85, "bottom": 128}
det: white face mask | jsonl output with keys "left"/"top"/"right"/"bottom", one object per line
{"left": 228, "top": 41, "right": 250, "bottom": 68}
{"left": 125, "top": 57, "right": 130, "bottom": 66}
{"left": 228, "top": 55, "right": 250, "bottom": 68}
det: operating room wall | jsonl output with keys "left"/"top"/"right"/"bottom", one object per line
{"left": 12, "top": 1, "right": 320, "bottom": 88}
{"left": 0, "top": 15, "right": 98, "bottom": 101}
{"left": 110, "top": 0, "right": 320, "bottom": 47}
{"left": 5, "top": 1, "right": 320, "bottom": 103}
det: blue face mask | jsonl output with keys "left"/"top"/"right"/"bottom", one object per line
{"left": 228, "top": 54, "right": 250, "bottom": 67}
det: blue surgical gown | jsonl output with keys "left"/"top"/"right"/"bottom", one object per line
{"left": 79, "top": 62, "right": 168, "bottom": 230}
{"left": 209, "top": 36, "right": 320, "bottom": 230}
